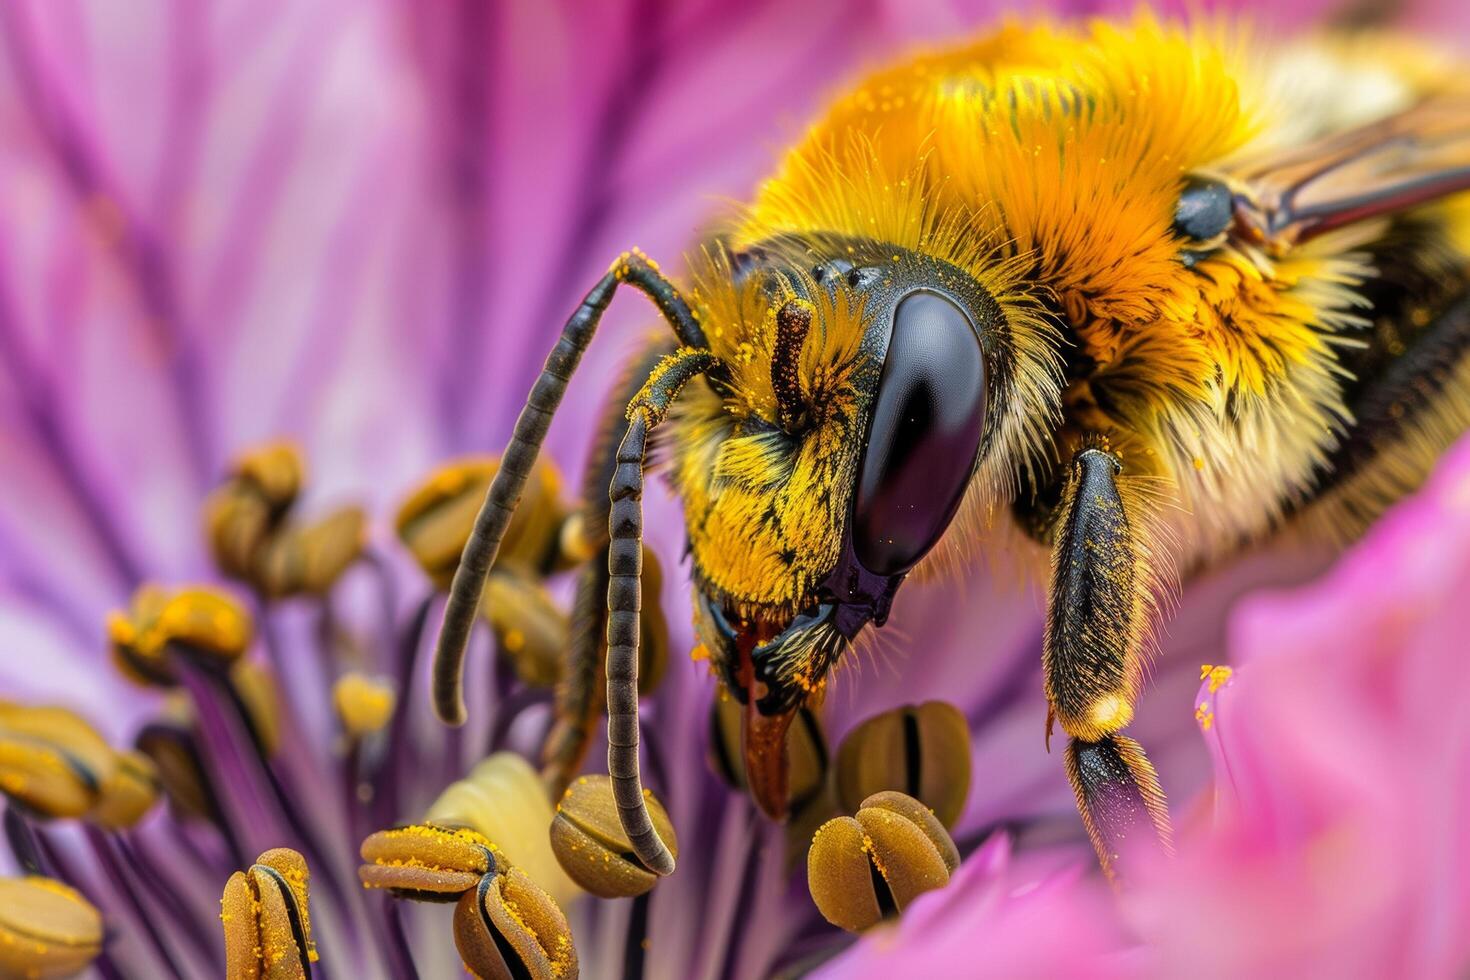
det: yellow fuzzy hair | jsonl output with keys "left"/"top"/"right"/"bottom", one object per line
{"left": 670, "top": 245, "right": 872, "bottom": 612}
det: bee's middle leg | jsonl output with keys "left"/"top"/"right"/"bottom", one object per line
{"left": 1042, "top": 447, "right": 1172, "bottom": 882}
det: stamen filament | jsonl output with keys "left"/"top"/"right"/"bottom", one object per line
{"left": 83, "top": 825, "right": 187, "bottom": 980}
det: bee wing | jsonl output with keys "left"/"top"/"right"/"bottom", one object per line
{"left": 1234, "top": 92, "right": 1470, "bottom": 252}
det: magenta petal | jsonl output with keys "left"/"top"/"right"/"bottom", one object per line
{"left": 1127, "top": 434, "right": 1470, "bottom": 978}
{"left": 818, "top": 837, "right": 1130, "bottom": 980}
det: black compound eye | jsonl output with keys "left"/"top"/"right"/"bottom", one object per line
{"left": 1173, "top": 175, "right": 1234, "bottom": 242}
{"left": 851, "top": 290, "right": 987, "bottom": 576}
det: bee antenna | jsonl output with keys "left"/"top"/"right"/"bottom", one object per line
{"left": 772, "top": 298, "right": 814, "bottom": 432}
{"left": 432, "top": 252, "right": 707, "bottom": 726}
{"left": 607, "top": 347, "right": 719, "bottom": 877}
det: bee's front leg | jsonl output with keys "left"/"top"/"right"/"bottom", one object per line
{"left": 1043, "top": 447, "right": 1172, "bottom": 884}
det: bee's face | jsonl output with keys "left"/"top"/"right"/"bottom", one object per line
{"left": 670, "top": 238, "right": 1008, "bottom": 814}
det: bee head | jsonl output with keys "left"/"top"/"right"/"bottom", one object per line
{"left": 676, "top": 240, "right": 1009, "bottom": 818}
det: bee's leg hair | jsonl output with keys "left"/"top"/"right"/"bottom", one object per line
{"left": 1044, "top": 447, "right": 1172, "bottom": 884}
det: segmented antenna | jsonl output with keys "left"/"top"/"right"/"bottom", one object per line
{"left": 431, "top": 251, "right": 713, "bottom": 878}
{"left": 432, "top": 251, "right": 705, "bottom": 727}
{"left": 772, "top": 298, "right": 814, "bottom": 432}
{"left": 605, "top": 349, "right": 716, "bottom": 877}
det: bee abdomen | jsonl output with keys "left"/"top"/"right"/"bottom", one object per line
{"left": 1295, "top": 281, "right": 1470, "bottom": 535}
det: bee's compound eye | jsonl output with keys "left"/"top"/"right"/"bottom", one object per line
{"left": 852, "top": 290, "right": 986, "bottom": 576}
{"left": 1173, "top": 175, "right": 1233, "bottom": 242}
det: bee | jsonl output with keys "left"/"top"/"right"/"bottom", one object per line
{"left": 431, "top": 17, "right": 1470, "bottom": 881}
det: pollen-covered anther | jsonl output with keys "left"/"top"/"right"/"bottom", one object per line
{"left": 0, "top": 875, "right": 104, "bottom": 979}
{"left": 107, "top": 584, "right": 253, "bottom": 686}
{"left": 252, "top": 506, "right": 368, "bottom": 599}
{"left": 332, "top": 672, "right": 397, "bottom": 739}
{"left": 220, "top": 847, "right": 318, "bottom": 980}
{"left": 549, "top": 775, "right": 679, "bottom": 898}
{"left": 205, "top": 440, "right": 366, "bottom": 598}
{"left": 395, "top": 456, "right": 566, "bottom": 591}
{"left": 358, "top": 824, "right": 499, "bottom": 900}
{"left": 426, "top": 753, "right": 578, "bottom": 904}
{"left": 0, "top": 703, "right": 157, "bottom": 827}
{"left": 0, "top": 703, "right": 115, "bottom": 819}
{"left": 481, "top": 571, "right": 568, "bottom": 689}
{"left": 807, "top": 791, "right": 960, "bottom": 933}
{"left": 89, "top": 749, "right": 161, "bottom": 830}
{"left": 835, "top": 701, "right": 971, "bottom": 829}
{"left": 453, "top": 866, "right": 579, "bottom": 980}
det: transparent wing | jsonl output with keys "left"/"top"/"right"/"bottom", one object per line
{"left": 1233, "top": 93, "right": 1470, "bottom": 252}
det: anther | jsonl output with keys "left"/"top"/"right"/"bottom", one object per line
{"left": 0, "top": 703, "right": 158, "bottom": 828}
{"left": 807, "top": 791, "right": 959, "bottom": 933}
{"left": 252, "top": 507, "right": 368, "bottom": 599}
{"left": 481, "top": 571, "right": 568, "bottom": 689}
{"left": 206, "top": 441, "right": 366, "bottom": 598}
{"left": 549, "top": 775, "right": 679, "bottom": 898}
{"left": 453, "top": 866, "right": 579, "bottom": 980}
{"left": 361, "top": 753, "right": 576, "bottom": 906}
{"left": 135, "top": 722, "right": 217, "bottom": 823}
{"left": 332, "top": 673, "right": 397, "bottom": 740}
{"left": 396, "top": 457, "right": 566, "bottom": 590}
{"left": 220, "top": 847, "right": 318, "bottom": 980}
{"left": 0, "top": 703, "right": 114, "bottom": 820}
{"left": 835, "top": 701, "right": 971, "bottom": 829}
{"left": 0, "top": 875, "right": 104, "bottom": 979}
{"left": 107, "top": 585, "right": 252, "bottom": 687}
{"left": 358, "top": 824, "right": 499, "bottom": 900}
{"left": 90, "top": 750, "right": 160, "bottom": 830}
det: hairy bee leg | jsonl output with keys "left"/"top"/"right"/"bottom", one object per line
{"left": 608, "top": 348, "right": 720, "bottom": 877}
{"left": 432, "top": 251, "right": 707, "bottom": 726}
{"left": 1064, "top": 734, "right": 1171, "bottom": 886}
{"left": 1043, "top": 447, "right": 1172, "bottom": 882}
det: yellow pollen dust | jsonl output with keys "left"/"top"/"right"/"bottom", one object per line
{"left": 1086, "top": 694, "right": 1132, "bottom": 732}
{"left": 1199, "top": 664, "right": 1233, "bottom": 693}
